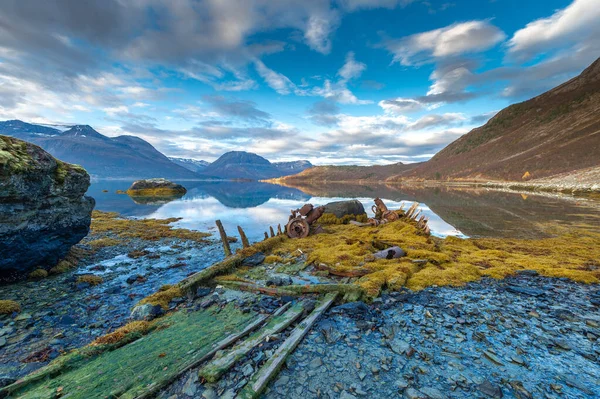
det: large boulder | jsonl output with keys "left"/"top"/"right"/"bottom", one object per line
{"left": 126, "top": 178, "right": 186, "bottom": 197}
{"left": 0, "top": 135, "right": 94, "bottom": 279}
{"left": 323, "top": 199, "right": 365, "bottom": 218}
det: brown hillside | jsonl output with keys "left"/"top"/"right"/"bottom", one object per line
{"left": 270, "top": 162, "right": 421, "bottom": 183}
{"left": 397, "top": 57, "right": 600, "bottom": 182}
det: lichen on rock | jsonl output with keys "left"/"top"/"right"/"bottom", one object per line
{"left": 126, "top": 178, "right": 187, "bottom": 197}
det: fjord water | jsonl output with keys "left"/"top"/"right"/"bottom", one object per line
{"left": 88, "top": 180, "right": 600, "bottom": 241}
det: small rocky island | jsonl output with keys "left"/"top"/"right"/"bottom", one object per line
{"left": 0, "top": 135, "right": 94, "bottom": 280}
{"left": 126, "top": 178, "right": 187, "bottom": 202}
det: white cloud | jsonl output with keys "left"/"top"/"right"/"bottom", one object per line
{"left": 379, "top": 98, "right": 424, "bottom": 114}
{"left": 304, "top": 10, "right": 340, "bottom": 54}
{"left": 338, "top": 52, "right": 367, "bottom": 81}
{"left": 508, "top": 0, "right": 600, "bottom": 61}
{"left": 312, "top": 80, "right": 372, "bottom": 104}
{"left": 253, "top": 59, "right": 297, "bottom": 95}
{"left": 386, "top": 20, "right": 506, "bottom": 65}
{"left": 337, "top": 0, "right": 415, "bottom": 11}
{"left": 103, "top": 105, "right": 129, "bottom": 116}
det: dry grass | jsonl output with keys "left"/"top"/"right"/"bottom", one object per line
{"left": 91, "top": 321, "right": 150, "bottom": 346}
{"left": 87, "top": 238, "right": 121, "bottom": 250}
{"left": 0, "top": 300, "right": 21, "bottom": 314}
{"left": 28, "top": 269, "right": 48, "bottom": 279}
{"left": 76, "top": 275, "right": 103, "bottom": 286}
{"left": 138, "top": 285, "right": 183, "bottom": 310}
{"left": 91, "top": 211, "right": 210, "bottom": 242}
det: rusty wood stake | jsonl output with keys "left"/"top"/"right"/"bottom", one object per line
{"left": 215, "top": 220, "right": 231, "bottom": 257}
{"left": 237, "top": 226, "right": 250, "bottom": 248}
{"left": 269, "top": 226, "right": 275, "bottom": 238}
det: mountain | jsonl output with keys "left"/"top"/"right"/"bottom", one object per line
{"left": 273, "top": 160, "right": 313, "bottom": 175}
{"left": 399, "top": 57, "right": 600, "bottom": 182}
{"left": 199, "top": 151, "right": 311, "bottom": 180}
{"left": 0, "top": 121, "right": 200, "bottom": 179}
{"left": 169, "top": 157, "right": 210, "bottom": 173}
{"left": 270, "top": 162, "right": 421, "bottom": 183}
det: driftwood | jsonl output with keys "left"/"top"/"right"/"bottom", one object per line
{"left": 269, "top": 226, "right": 276, "bottom": 238}
{"left": 215, "top": 220, "right": 232, "bottom": 257}
{"left": 314, "top": 263, "right": 371, "bottom": 277}
{"left": 199, "top": 302, "right": 303, "bottom": 382}
{"left": 238, "top": 293, "right": 338, "bottom": 399}
{"left": 216, "top": 280, "right": 363, "bottom": 299}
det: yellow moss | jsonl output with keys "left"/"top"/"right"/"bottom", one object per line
{"left": 138, "top": 286, "right": 183, "bottom": 310}
{"left": 91, "top": 211, "right": 210, "bottom": 242}
{"left": 407, "top": 263, "right": 481, "bottom": 291}
{"left": 91, "top": 321, "right": 150, "bottom": 346}
{"left": 319, "top": 213, "right": 369, "bottom": 225}
{"left": 214, "top": 274, "right": 251, "bottom": 283}
{"left": 116, "top": 190, "right": 127, "bottom": 194}
{"left": 49, "top": 260, "right": 76, "bottom": 274}
{"left": 0, "top": 300, "right": 20, "bottom": 314}
{"left": 76, "top": 275, "right": 103, "bottom": 286}
{"left": 28, "top": 269, "right": 48, "bottom": 279}
{"left": 264, "top": 255, "right": 284, "bottom": 264}
{"left": 87, "top": 238, "right": 121, "bottom": 250}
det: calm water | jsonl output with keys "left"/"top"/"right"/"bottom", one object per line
{"left": 87, "top": 180, "right": 600, "bottom": 243}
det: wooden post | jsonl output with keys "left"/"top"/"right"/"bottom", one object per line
{"left": 264, "top": 232, "right": 269, "bottom": 240}
{"left": 269, "top": 226, "right": 275, "bottom": 238}
{"left": 215, "top": 220, "right": 231, "bottom": 257}
{"left": 237, "top": 226, "right": 250, "bottom": 248}
{"left": 277, "top": 224, "right": 282, "bottom": 235}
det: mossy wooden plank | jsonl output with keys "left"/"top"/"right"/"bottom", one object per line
{"left": 199, "top": 302, "right": 305, "bottom": 383}
{"left": 237, "top": 293, "right": 338, "bottom": 399}
{"left": 3, "top": 304, "right": 257, "bottom": 399}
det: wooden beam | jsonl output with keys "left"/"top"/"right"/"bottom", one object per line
{"left": 215, "top": 220, "right": 231, "bottom": 257}
{"left": 237, "top": 226, "right": 250, "bottom": 248}
{"left": 269, "top": 226, "right": 276, "bottom": 238}
{"left": 238, "top": 293, "right": 338, "bottom": 399}
{"left": 199, "top": 302, "right": 305, "bottom": 382}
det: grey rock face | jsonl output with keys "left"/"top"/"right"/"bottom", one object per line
{"left": 323, "top": 199, "right": 365, "bottom": 218}
{"left": 373, "top": 246, "right": 406, "bottom": 259}
{"left": 0, "top": 135, "right": 94, "bottom": 279}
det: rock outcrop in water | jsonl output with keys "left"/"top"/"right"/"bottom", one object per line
{"left": 126, "top": 178, "right": 187, "bottom": 197}
{"left": 0, "top": 135, "right": 94, "bottom": 279}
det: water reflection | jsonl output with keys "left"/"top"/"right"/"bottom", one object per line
{"left": 88, "top": 180, "right": 600, "bottom": 242}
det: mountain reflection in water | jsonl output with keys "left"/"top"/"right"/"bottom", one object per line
{"left": 88, "top": 180, "right": 600, "bottom": 242}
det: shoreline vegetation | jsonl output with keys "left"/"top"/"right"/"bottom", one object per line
{"left": 2, "top": 207, "right": 599, "bottom": 398}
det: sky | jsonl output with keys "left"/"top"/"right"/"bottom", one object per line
{"left": 0, "top": 0, "right": 598, "bottom": 165}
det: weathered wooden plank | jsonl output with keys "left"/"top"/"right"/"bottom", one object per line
{"left": 237, "top": 226, "right": 250, "bottom": 248}
{"left": 199, "top": 302, "right": 305, "bottom": 383}
{"left": 216, "top": 220, "right": 232, "bottom": 257}
{"left": 237, "top": 292, "right": 338, "bottom": 399}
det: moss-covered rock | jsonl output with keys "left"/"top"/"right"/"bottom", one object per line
{"left": 0, "top": 135, "right": 94, "bottom": 281}
{"left": 126, "top": 178, "right": 186, "bottom": 198}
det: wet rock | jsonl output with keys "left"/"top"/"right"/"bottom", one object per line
{"left": 242, "top": 252, "right": 266, "bottom": 267}
{"left": 477, "top": 381, "right": 503, "bottom": 398}
{"left": 516, "top": 270, "right": 539, "bottom": 277}
{"left": 126, "top": 178, "right": 186, "bottom": 197}
{"left": 266, "top": 275, "right": 293, "bottom": 287}
{"left": 373, "top": 246, "right": 406, "bottom": 260}
{"left": 404, "top": 388, "right": 427, "bottom": 399}
{"left": 331, "top": 301, "right": 370, "bottom": 316}
{"left": 130, "top": 304, "right": 164, "bottom": 321}
{"left": 340, "top": 391, "right": 357, "bottom": 399}
{"left": 506, "top": 285, "right": 544, "bottom": 297}
{"left": 322, "top": 200, "right": 365, "bottom": 218}
{"left": 0, "top": 135, "right": 94, "bottom": 280}
{"left": 420, "top": 387, "right": 444, "bottom": 399}
{"left": 195, "top": 287, "right": 212, "bottom": 298}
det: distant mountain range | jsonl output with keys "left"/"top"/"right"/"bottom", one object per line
{"left": 0, "top": 120, "right": 312, "bottom": 180}
{"left": 168, "top": 157, "right": 210, "bottom": 173}
{"left": 395, "top": 57, "right": 600, "bottom": 182}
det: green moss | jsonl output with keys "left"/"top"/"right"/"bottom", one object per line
{"left": 319, "top": 212, "right": 369, "bottom": 225}
{"left": 3, "top": 304, "right": 256, "bottom": 399}
{"left": 126, "top": 187, "right": 186, "bottom": 197}
{"left": 0, "top": 300, "right": 20, "bottom": 314}
{"left": 138, "top": 286, "right": 183, "bottom": 310}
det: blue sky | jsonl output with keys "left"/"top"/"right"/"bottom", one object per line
{"left": 0, "top": 0, "right": 598, "bottom": 165}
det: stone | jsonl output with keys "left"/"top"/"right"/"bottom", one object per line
{"left": 182, "top": 373, "right": 198, "bottom": 396}
{"left": 0, "top": 135, "right": 94, "bottom": 280}
{"left": 241, "top": 363, "right": 254, "bottom": 377}
{"left": 404, "top": 388, "right": 426, "bottom": 399}
{"left": 516, "top": 270, "right": 539, "bottom": 276}
{"left": 266, "top": 275, "right": 293, "bottom": 287}
{"left": 340, "top": 391, "right": 357, "bottom": 399}
{"left": 420, "top": 387, "right": 444, "bottom": 399}
{"left": 195, "top": 288, "right": 212, "bottom": 298}
{"left": 373, "top": 246, "right": 406, "bottom": 260}
{"left": 0, "top": 337, "right": 6, "bottom": 347}
{"left": 477, "top": 380, "right": 503, "bottom": 398}
{"left": 308, "top": 357, "right": 323, "bottom": 369}
{"left": 242, "top": 252, "right": 266, "bottom": 267}
{"left": 331, "top": 301, "right": 370, "bottom": 316}
{"left": 130, "top": 304, "right": 164, "bottom": 321}
{"left": 506, "top": 285, "right": 545, "bottom": 297}
{"left": 322, "top": 200, "right": 365, "bottom": 218}
{"left": 202, "top": 388, "right": 217, "bottom": 399}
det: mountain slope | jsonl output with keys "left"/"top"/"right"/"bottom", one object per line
{"left": 199, "top": 151, "right": 311, "bottom": 180}
{"left": 401, "top": 57, "right": 600, "bottom": 182}
{"left": 271, "top": 162, "right": 421, "bottom": 183}
{"left": 0, "top": 121, "right": 200, "bottom": 179}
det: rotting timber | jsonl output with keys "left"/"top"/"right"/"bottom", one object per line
{"left": 4, "top": 198, "right": 600, "bottom": 398}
